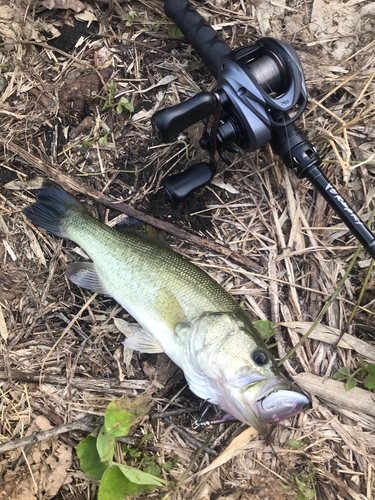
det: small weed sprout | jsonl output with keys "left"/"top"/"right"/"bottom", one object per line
{"left": 76, "top": 395, "right": 176, "bottom": 499}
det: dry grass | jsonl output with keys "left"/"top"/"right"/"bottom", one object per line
{"left": 0, "top": 0, "right": 374, "bottom": 499}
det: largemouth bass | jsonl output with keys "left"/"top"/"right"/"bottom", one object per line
{"left": 23, "top": 182, "right": 308, "bottom": 433}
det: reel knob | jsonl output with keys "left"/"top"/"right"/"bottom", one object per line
{"left": 164, "top": 162, "right": 215, "bottom": 203}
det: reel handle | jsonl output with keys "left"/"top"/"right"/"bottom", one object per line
{"left": 164, "top": 162, "right": 215, "bottom": 203}
{"left": 152, "top": 92, "right": 218, "bottom": 143}
{"left": 164, "top": 0, "right": 232, "bottom": 79}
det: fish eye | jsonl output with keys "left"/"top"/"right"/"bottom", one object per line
{"left": 251, "top": 348, "right": 269, "bottom": 366}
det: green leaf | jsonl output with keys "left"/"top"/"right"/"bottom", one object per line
{"left": 139, "top": 433, "right": 155, "bottom": 446}
{"left": 295, "top": 477, "right": 306, "bottom": 489}
{"left": 98, "top": 465, "right": 140, "bottom": 499}
{"left": 367, "top": 363, "right": 375, "bottom": 376}
{"left": 364, "top": 374, "right": 375, "bottom": 389}
{"left": 162, "top": 461, "right": 172, "bottom": 472}
{"left": 254, "top": 320, "right": 275, "bottom": 338}
{"left": 107, "top": 81, "right": 117, "bottom": 98}
{"left": 118, "top": 97, "right": 134, "bottom": 113}
{"left": 117, "top": 463, "right": 165, "bottom": 487}
{"left": 97, "top": 424, "right": 116, "bottom": 463}
{"left": 332, "top": 366, "right": 350, "bottom": 381}
{"left": 98, "top": 135, "right": 108, "bottom": 145}
{"left": 306, "top": 491, "right": 316, "bottom": 498}
{"left": 144, "top": 464, "right": 161, "bottom": 477}
{"left": 285, "top": 440, "right": 304, "bottom": 449}
{"left": 297, "top": 491, "right": 306, "bottom": 500}
{"left": 168, "top": 25, "right": 183, "bottom": 39}
{"left": 345, "top": 376, "right": 357, "bottom": 391}
{"left": 77, "top": 435, "right": 107, "bottom": 479}
{"left": 105, "top": 402, "right": 132, "bottom": 437}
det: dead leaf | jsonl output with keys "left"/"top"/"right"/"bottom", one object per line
{"left": 135, "top": 75, "right": 177, "bottom": 94}
{"left": 34, "top": 415, "right": 53, "bottom": 432}
{"left": 131, "top": 91, "right": 165, "bottom": 123}
{"left": 0, "top": 417, "right": 72, "bottom": 499}
{"left": 0, "top": 305, "right": 8, "bottom": 341}
{"left": 44, "top": 443, "right": 72, "bottom": 497}
{"left": 42, "top": 0, "right": 85, "bottom": 13}
{"left": 75, "top": 8, "right": 97, "bottom": 27}
{"left": 197, "top": 427, "right": 258, "bottom": 475}
{"left": 4, "top": 177, "right": 44, "bottom": 191}
{"left": 0, "top": 5, "right": 13, "bottom": 20}
{"left": 0, "top": 469, "right": 37, "bottom": 500}
{"left": 114, "top": 393, "right": 154, "bottom": 425}
{"left": 211, "top": 179, "right": 239, "bottom": 194}
{"left": 123, "top": 344, "right": 135, "bottom": 377}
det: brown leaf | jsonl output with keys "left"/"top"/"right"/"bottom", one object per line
{"left": 197, "top": 427, "right": 258, "bottom": 476}
{"left": 42, "top": 0, "right": 85, "bottom": 13}
{"left": 114, "top": 393, "right": 154, "bottom": 426}
{"left": 44, "top": 444, "right": 72, "bottom": 497}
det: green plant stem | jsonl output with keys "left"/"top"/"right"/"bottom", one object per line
{"left": 350, "top": 366, "right": 363, "bottom": 379}
{"left": 345, "top": 258, "right": 375, "bottom": 327}
{"left": 278, "top": 209, "right": 375, "bottom": 366}
{"left": 278, "top": 245, "right": 361, "bottom": 366}
{"left": 279, "top": 206, "right": 375, "bottom": 366}
{"left": 177, "top": 427, "right": 216, "bottom": 487}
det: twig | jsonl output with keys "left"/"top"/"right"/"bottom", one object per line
{"left": 0, "top": 415, "right": 95, "bottom": 454}
{"left": 151, "top": 407, "right": 200, "bottom": 419}
{"left": 163, "top": 418, "right": 217, "bottom": 456}
{"left": 0, "top": 370, "right": 148, "bottom": 394}
{"left": 56, "top": 312, "right": 94, "bottom": 346}
{"left": 177, "top": 427, "right": 217, "bottom": 486}
{"left": 0, "top": 134, "right": 264, "bottom": 273}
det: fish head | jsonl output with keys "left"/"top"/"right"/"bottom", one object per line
{"left": 184, "top": 312, "right": 309, "bottom": 433}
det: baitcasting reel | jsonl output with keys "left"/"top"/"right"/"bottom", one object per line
{"left": 152, "top": 0, "right": 375, "bottom": 260}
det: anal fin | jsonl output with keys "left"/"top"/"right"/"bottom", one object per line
{"left": 66, "top": 262, "right": 107, "bottom": 294}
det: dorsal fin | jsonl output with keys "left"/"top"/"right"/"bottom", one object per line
{"left": 115, "top": 218, "right": 170, "bottom": 249}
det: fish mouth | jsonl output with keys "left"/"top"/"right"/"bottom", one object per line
{"left": 240, "top": 377, "right": 309, "bottom": 433}
{"left": 257, "top": 389, "right": 309, "bottom": 423}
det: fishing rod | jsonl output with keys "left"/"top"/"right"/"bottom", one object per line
{"left": 152, "top": 0, "right": 375, "bottom": 260}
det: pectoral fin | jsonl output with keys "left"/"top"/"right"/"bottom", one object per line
{"left": 155, "top": 288, "right": 187, "bottom": 332}
{"left": 123, "top": 329, "right": 164, "bottom": 354}
{"left": 66, "top": 262, "right": 107, "bottom": 294}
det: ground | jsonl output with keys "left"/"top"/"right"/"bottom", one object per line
{"left": 0, "top": 0, "right": 374, "bottom": 499}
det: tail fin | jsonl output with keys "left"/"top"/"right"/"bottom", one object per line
{"left": 23, "top": 181, "right": 88, "bottom": 239}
